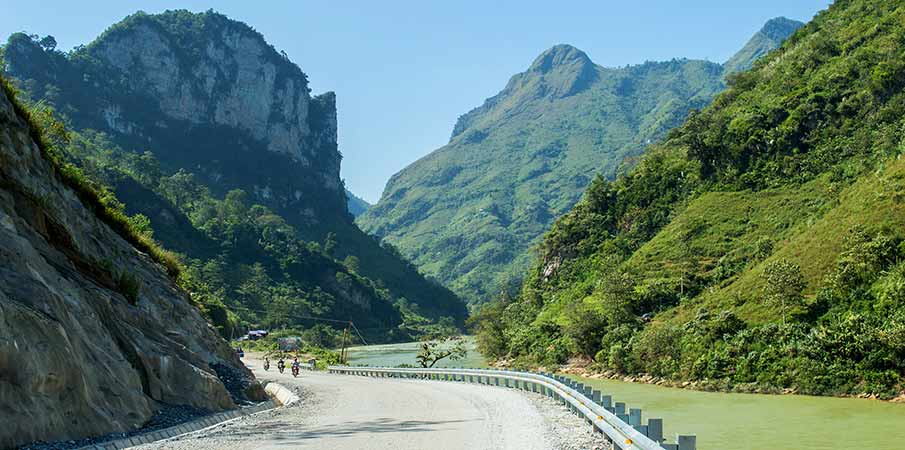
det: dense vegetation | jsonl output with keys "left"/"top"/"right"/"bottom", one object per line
{"left": 2, "top": 10, "right": 466, "bottom": 340}
{"left": 359, "top": 19, "right": 800, "bottom": 306}
{"left": 476, "top": 0, "right": 905, "bottom": 399}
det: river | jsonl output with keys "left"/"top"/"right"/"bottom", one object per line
{"left": 346, "top": 340, "right": 905, "bottom": 450}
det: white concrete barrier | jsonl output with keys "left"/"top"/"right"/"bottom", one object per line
{"left": 264, "top": 381, "right": 300, "bottom": 406}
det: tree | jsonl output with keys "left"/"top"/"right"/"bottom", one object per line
{"left": 38, "top": 35, "right": 57, "bottom": 51}
{"left": 323, "top": 232, "right": 337, "bottom": 257}
{"left": 416, "top": 333, "right": 467, "bottom": 368}
{"left": 761, "top": 258, "right": 806, "bottom": 325}
{"left": 342, "top": 255, "right": 360, "bottom": 273}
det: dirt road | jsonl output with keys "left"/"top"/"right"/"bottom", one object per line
{"left": 135, "top": 356, "right": 608, "bottom": 449}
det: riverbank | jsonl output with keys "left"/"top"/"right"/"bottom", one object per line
{"left": 540, "top": 358, "right": 905, "bottom": 403}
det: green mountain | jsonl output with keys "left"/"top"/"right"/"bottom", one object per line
{"left": 476, "top": 0, "right": 905, "bottom": 398}
{"left": 2, "top": 10, "right": 466, "bottom": 338}
{"left": 358, "top": 19, "right": 800, "bottom": 305}
{"left": 723, "top": 17, "right": 805, "bottom": 75}
{"left": 346, "top": 189, "right": 371, "bottom": 217}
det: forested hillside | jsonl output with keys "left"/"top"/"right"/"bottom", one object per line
{"left": 1, "top": 10, "right": 466, "bottom": 339}
{"left": 358, "top": 19, "right": 800, "bottom": 305}
{"left": 477, "top": 0, "right": 905, "bottom": 399}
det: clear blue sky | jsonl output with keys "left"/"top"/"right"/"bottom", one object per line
{"left": 2, "top": 0, "right": 830, "bottom": 202}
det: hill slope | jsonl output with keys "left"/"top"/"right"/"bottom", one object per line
{"left": 477, "top": 0, "right": 905, "bottom": 398}
{"left": 346, "top": 189, "right": 371, "bottom": 217}
{"left": 358, "top": 19, "right": 800, "bottom": 305}
{"left": 3, "top": 10, "right": 466, "bottom": 332}
{"left": 0, "top": 76, "right": 259, "bottom": 448}
{"left": 723, "top": 17, "right": 805, "bottom": 75}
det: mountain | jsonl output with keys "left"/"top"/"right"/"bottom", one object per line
{"left": 723, "top": 17, "right": 804, "bottom": 75}
{"left": 0, "top": 76, "right": 261, "bottom": 448}
{"left": 358, "top": 19, "right": 800, "bottom": 305}
{"left": 346, "top": 189, "right": 371, "bottom": 217}
{"left": 2, "top": 10, "right": 467, "bottom": 336}
{"left": 477, "top": 0, "right": 905, "bottom": 398}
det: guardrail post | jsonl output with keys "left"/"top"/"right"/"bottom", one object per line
{"left": 615, "top": 402, "right": 626, "bottom": 415}
{"left": 648, "top": 418, "right": 664, "bottom": 442}
{"left": 629, "top": 408, "right": 642, "bottom": 427}
{"left": 677, "top": 435, "right": 696, "bottom": 450}
{"left": 591, "top": 390, "right": 602, "bottom": 404}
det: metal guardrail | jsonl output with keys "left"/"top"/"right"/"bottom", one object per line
{"left": 328, "top": 365, "right": 696, "bottom": 450}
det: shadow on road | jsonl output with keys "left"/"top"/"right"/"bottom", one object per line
{"left": 222, "top": 417, "right": 475, "bottom": 443}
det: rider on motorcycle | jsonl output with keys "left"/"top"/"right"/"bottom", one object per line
{"left": 291, "top": 357, "right": 301, "bottom": 375}
{"left": 277, "top": 357, "right": 285, "bottom": 373}
{"left": 263, "top": 356, "right": 270, "bottom": 371}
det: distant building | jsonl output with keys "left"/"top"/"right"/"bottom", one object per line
{"left": 247, "top": 330, "right": 269, "bottom": 340}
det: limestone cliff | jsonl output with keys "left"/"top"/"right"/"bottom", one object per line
{"left": 4, "top": 11, "right": 343, "bottom": 227}
{"left": 0, "top": 83, "right": 254, "bottom": 448}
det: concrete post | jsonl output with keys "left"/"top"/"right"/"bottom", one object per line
{"left": 629, "top": 408, "right": 642, "bottom": 427}
{"left": 648, "top": 418, "right": 664, "bottom": 442}
{"left": 614, "top": 402, "right": 626, "bottom": 415}
{"left": 677, "top": 435, "right": 696, "bottom": 450}
{"left": 592, "top": 390, "right": 602, "bottom": 405}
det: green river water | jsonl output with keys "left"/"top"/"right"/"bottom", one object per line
{"left": 346, "top": 340, "right": 905, "bottom": 450}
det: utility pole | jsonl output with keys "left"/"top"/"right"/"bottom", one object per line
{"left": 340, "top": 321, "right": 351, "bottom": 364}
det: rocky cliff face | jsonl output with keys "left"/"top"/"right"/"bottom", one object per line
{"left": 4, "top": 11, "right": 344, "bottom": 227}
{"left": 0, "top": 83, "right": 253, "bottom": 448}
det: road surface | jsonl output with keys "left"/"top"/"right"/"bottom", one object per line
{"left": 136, "top": 356, "right": 608, "bottom": 449}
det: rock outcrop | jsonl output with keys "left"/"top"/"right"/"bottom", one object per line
{"left": 0, "top": 84, "right": 252, "bottom": 448}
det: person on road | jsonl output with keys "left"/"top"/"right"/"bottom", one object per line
{"left": 291, "top": 357, "right": 301, "bottom": 377}
{"left": 277, "top": 357, "right": 285, "bottom": 373}
{"left": 263, "top": 356, "right": 270, "bottom": 371}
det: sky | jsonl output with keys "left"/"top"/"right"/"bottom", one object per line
{"left": 1, "top": 1, "right": 831, "bottom": 203}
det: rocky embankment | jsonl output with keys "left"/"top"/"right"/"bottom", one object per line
{"left": 0, "top": 84, "right": 260, "bottom": 449}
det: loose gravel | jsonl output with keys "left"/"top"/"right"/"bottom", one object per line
{"left": 16, "top": 404, "right": 211, "bottom": 450}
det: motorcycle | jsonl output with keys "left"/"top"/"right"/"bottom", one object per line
{"left": 263, "top": 360, "right": 270, "bottom": 371}
{"left": 278, "top": 361, "right": 285, "bottom": 374}
{"left": 292, "top": 365, "right": 300, "bottom": 377}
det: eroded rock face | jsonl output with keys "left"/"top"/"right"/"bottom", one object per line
{"left": 0, "top": 87, "right": 248, "bottom": 448}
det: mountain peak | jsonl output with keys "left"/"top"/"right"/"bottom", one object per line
{"left": 529, "top": 44, "right": 592, "bottom": 74}
{"left": 760, "top": 17, "right": 805, "bottom": 41}
{"left": 723, "top": 16, "right": 803, "bottom": 76}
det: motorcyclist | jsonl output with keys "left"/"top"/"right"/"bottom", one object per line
{"left": 263, "top": 356, "right": 270, "bottom": 371}
{"left": 291, "top": 357, "right": 301, "bottom": 376}
{"left": 277, "top": 357, "right": 285, "bottom": 373}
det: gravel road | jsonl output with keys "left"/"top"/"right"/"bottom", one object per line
{"left": 134, "top": 356, "right": 610, "bottom": 450}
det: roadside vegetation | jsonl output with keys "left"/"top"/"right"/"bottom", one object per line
{"left": 476, "top": 0, "right": 905, "bottom": 399}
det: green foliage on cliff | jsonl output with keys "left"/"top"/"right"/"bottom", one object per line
{"left": 358, "top": 19, "right": 801, "bottom": 306}
{"left": 478, "top": 0, "right": 905, "bottom": 398}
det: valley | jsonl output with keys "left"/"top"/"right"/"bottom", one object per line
{"left": 3, "top": 1, "right": 905, "bottom": 449}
